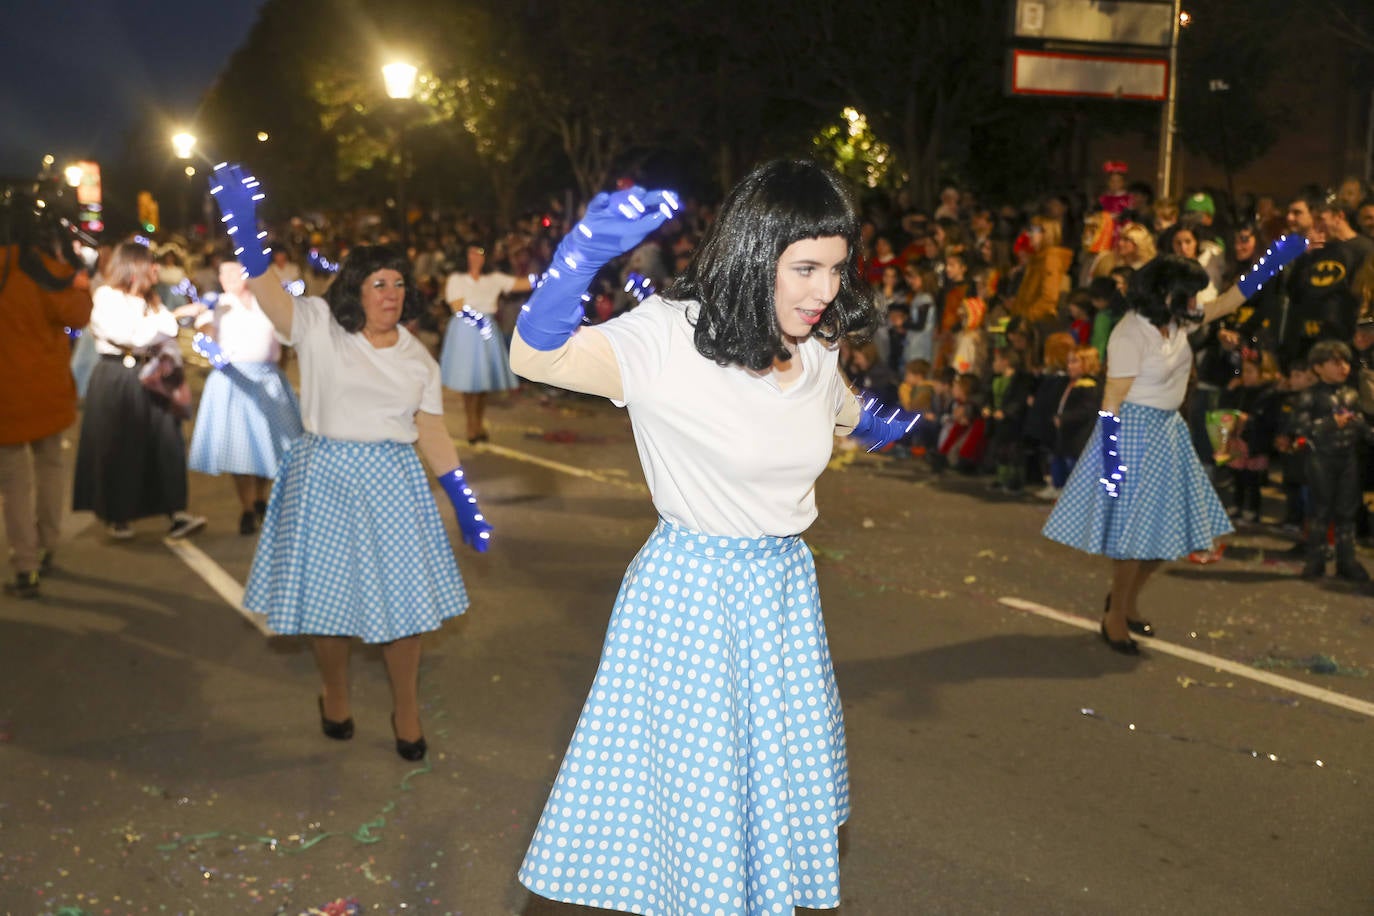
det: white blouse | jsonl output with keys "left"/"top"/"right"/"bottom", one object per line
{"left": 1108, "top": 311, "right": 1194, "bottom": 411}
{"left": 89, "top": 285, "right": 178, "bottom": 356}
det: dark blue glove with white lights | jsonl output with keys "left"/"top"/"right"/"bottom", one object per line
{"left": 437, "top": 466, "right": 492, "bottom": 552}
{"left": 849, "top": 396, "right": 920, "bottom": 452}
{"left": 1098, "top": 410, "right": 1124, "bottom": 499}
{"left": 209, "top": 162, "right": 271, "bottom": 278}
{"left": 192, "top": 333, "right": 229, "bottom": 370}
{"left": 1236, "top": 233, "right": 1307, "bottom": 298}
{"left": 515, "top": 186, "right": 679, "bottom": 351}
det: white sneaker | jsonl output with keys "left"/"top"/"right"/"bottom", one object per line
{"left": 106, "top": 522, "right": 134, "bottom": 540}
{"left": 167, "top": 513, "right": 207, "bottom": 539}
{"left": 1035, "top": 485, "right": 1061, "bottom": 500}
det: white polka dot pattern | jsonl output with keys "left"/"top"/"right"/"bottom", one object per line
{"left": 243, "top": 433, "right": 469, "bottom": 643}
{"left": 519, "top": 520, "right": 849, "bottom": 915}
{"left": 1043, "top": 402, "right": 1233, "bottom": 559}
{"left": 189, "top": 362, "right": 303, "bottom": 477}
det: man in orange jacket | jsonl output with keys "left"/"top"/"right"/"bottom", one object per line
{"left": 0, "top": 225, "right": 93, "bottom": 598}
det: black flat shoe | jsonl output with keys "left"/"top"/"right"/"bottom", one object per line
{"left": 391, "top": 714, "right": 427, "bottom": 761}
{"left": 1126, "top": 618, "right": 1155, "bottom": 638}
{"left": 1100, "top": 621, "right": 1140, "bottom": 655}
{"left": 318, "top": 695, "right": 354, "bottom": 741}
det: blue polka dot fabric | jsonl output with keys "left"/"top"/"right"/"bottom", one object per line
{"left": 519, "top": 519, "right": 849, "bottom": 915}
{"left": 1043, "top": 402, "right": 1233, "bottom": 559}
{"left": 243, "top": 433, "right": 469, "bottom": 643}
{"left": 189, "top": 362, "right": 303, "bottom": 478}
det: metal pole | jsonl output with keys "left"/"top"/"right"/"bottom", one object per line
{"left": 1157, "top": 0, "right": 1182, "bottom": 199}
{"left": 396, "top": 121, "right": 409, "bottom": 251}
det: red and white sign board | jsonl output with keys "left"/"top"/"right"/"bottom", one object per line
{"left": 1010, "top": 49, "right": 1168, "bottom": 101}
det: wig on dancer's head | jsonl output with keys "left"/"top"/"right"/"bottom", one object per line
{"left": 1125, "top": 254, "right": 1209, "bottom": 328}
{"left": 325, "top": 244, "right": 422, "bottom": 333}
{"left": 669, "top": 158, "right": 877, "bottom": 371}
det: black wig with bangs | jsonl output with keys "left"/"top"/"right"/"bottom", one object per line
{"left": 1123, "top": 254, "right": 1210, "bottom": 328}
{"left": 667, "top": 159, "right": 877, "bottom": 371}
{"left": 323, "top": 244, "right": 422, "bottom": 333}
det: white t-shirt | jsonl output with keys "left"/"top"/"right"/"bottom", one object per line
{"left": 1108, "top": 311, "right": 1194, "bottom": 411}
{"left": 444, "top": 272, "right": 517, "bottom": 315}
{"left": 89, "top": 285, "right": 179, "bottom": 356}
{"left": 598, "top": 296, "right": 852, "bottom": 538}
{"left": 197, "top": 292, "right": 279, "bottom": 364}
{"left": 289, "top": 296, "right": 442, "bottom": 443}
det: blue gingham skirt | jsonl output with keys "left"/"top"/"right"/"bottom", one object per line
{"left": 1042, "top": 402, "right": 1233, "bottom": 560}
{"left": 439, "top": 315, "right": 518, "bottom": 392}
{"left": 188, "top": 363, "right": 303, "bottom": 478}
{"left": 243, "top": 434, "right": 469, "bottom": 642}
{"left": 520, "top": 519, "right": 849, "bottom": 916}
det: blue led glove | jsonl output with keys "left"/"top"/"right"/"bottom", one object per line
{"left": 1098, "top": 410, "right": 1124, "bottom": 499}
{"left": 516, "top": 186, "right": 679, "bottom": 350}
{"left": 624, "top": 272, "right": 656, "bottom": 303}
{"left": 457, "top": 306, "right": 495, "bottom": 340}
{"left": 1237, "top": 233, "right": 1307, "bottom": 298}
{"left": 192, "top": 333, "right": 229, "bottom": 370}
{"left": 437, "top": 466, "right": 492, "bottom": 552}
{"left": 849, "top": 396, "right": 920, "bottom": 452}
{"left": 209, "top": 162, "right": 271, "bottom": 278}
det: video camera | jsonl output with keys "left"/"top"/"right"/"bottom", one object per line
{"left": 0, "top": 173, "right": 98, "bottom": 274}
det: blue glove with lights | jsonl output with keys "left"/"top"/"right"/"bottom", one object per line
{"left": 208, "top": 162, "right": 271, "bottom": 278}
{"left": 624, "top": 272, "right": 656, "bottom": 303}
{"left": 1237, "top": 233, "right": 1307, "bottom": 298}
{"left": 516, "top": 186, "right": 679, "bottom": 350}
{"left": 457, "top": 306, "right": 495, "bottom": 340}
{"left": 437, "top": 466, "right": 492, "bottom": 552}
{"left": 849, "top": 396, "right": 920, "bottom": 452}
{"left": 1098, "top": 410, "right": 1124, "bottom": 498}
{"left": 192, "top": 333, "right": 229, "bottom": 370}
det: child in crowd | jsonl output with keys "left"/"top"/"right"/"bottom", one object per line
{"left": 898, "top": 359, "right": 935, "bottom": 456}
{"left": 1065, "top": 290, "right": 1094, "bottom": 345}
{"left": 1087, "top": 276, "right": 1122, "bottom": 363}
{"left": 902, "top": 264, "right": 937, "bottom": 364}
{"left": 936, "top": 373, "right": 986, "bottom": 473}
{"left": 986, "top": 348, "right": 1035, "bottom": 492}
{"left": 1288, "top": 341, "right": 1371, "bottom": 580}
{"left": 1026, "top": 332, "right": 1076, "bottom": 498}
{"left": 845, "top": 341, "right": 897, "bottom": 404}
{"left": 922, "top": 366, "right": 957, "bottom": 464}
{"left": 1217, "top": 350, "right": 1281, "bottom": 522}
{"left": 1044, "top": 345, "right": 1102, "bottom": 500}
{"left": 1274, "top": 360, "right": 1316, "bottom": 535}
{"left": 951, "top": 294, "right": 988, "bottom": 378}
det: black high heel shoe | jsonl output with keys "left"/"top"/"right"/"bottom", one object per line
{"left": 391, "top": 714, "right": 427, "bottom": 761}
{"left": 1105, "top": 594, "right": 1154, "bottom": 638}
{"left": 1100, "top": 620, "right": 1140, "bottom": 656}
{"left": 318, "top": 696, "right": 354, "bottom": 741}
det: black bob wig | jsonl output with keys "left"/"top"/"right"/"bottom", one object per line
{"left": 323, "top": 244, "right": 422, "bottom": 333}
{"left": 1123, "top": 254, "right": 1210, "bottom": 328}
{"left": 667, "top": 159, "right": 877, "bottom": 370}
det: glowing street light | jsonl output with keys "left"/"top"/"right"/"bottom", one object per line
{"left": 171, "top": 132, "right": 196, "bottom": 159}
{"left": 382, "top": 61, "right": 418, "bottom": 100}
{"left": 257, "top": 131, "right": 270, "bottom": 142}
{"left": 184, "top": 166, "right": 197, "bottom": 178}
{"left": 64, "top": 164, "right": 84, "bottom": 188}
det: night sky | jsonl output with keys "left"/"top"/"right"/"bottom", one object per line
{"left": 0, "top": 0, "right": 268, "bottom": 177}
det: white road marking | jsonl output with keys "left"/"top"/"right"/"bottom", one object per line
{"left": 163, "top": 538, "right": 273, "bottom": 636}
{"left": 999, "top": 596, "right": 1374, "bottom": 719}
{"left": 466, "top": 439, "right": 648, "bottom": 494}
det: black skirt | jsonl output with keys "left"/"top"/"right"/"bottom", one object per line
{"left": 72, "top": 356, "right": 188, "bottom": 523}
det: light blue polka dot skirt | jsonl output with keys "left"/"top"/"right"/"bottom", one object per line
{"left": 188, "top": 362, "right": 303, "bottom": 478}
{"left": 1042, "top": 402, "right": 1233, "bottom": 560}
{"left": 243, "top": 433, "right": 469, "bottom": 643}
{"left": 519, "top": 519, "right": 849, "bottom": 916}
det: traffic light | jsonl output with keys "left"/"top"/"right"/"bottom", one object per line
{"left": 137, "top": 190, "right": 159, "bottom": 233}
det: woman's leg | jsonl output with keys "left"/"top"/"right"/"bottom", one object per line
{"left": 1126, "top": 560, "right": 1163, "bottom": 621}
{"left": 254, "top": 475, "right": 272, "bottom": 503}
{"left": 312, "top": 636, "right": 352, "bottom": 721}
{"left": 1105, "top": 559, "right": 1137, "bottom": 641}
{"left": 463, "top": 393, "right": 487, "bottom": 441}
{"left": 232, "top": 474, "right": 257, "bottom": 512}
{"left": 381, "top": 635, "right": 424, "bottom": 741}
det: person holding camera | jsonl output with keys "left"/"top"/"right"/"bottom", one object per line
{"left": 72, "top": 241, "right": 206, "bottom": 540}
{"left": 0, "top": 216, "right": 93, "bottom": 598}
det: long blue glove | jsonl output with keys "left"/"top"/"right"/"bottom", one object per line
{"left": 1237, "top": 233, "right": 1307, "bottom": 298}
{"left": 437, "top": 467, "right": 492, "bottom": 552}
{"left": 192, "top": 333, "right": 229, "bottom": 370}
{"left": 209, "top": 162, "right": 272, "bottom": 278}
{"left": 1098, "top": 410, "right": 1124, "bottom": 498}
{"left": 849, "top": 396, "right": 920, "bottom": 452}
{"left": 516, "top": 186, "right": 679, "bottom": 350}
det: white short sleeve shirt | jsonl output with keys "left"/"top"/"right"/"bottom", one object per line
{"left": 1108, "top": 311, "right": 1194, "bottom": 411}
{"left": 444, "top": 272, "right": 517, "bottom": 315}
{"left": 597, "top": 296, "right": 852, "bottom": 537}
{"left": 289, "top": 296, "right": 442, "bottom": 442}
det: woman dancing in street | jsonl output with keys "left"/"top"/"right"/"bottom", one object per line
{"left": 511, "top": 159, "right": 913, "bottom": 915}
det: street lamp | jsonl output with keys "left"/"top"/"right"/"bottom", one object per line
{"left": 382, "top": 61, "right": 418, "bottom": 249}
{"left": 63, "top": 164, "right": 84, "bottom": 188}
{"left": 171, "top": 132, "right": 196, "bottom": 160}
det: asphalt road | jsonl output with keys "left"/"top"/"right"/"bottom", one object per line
{"left": 2, "top": 383, "right": 1372, "bottom": 916}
